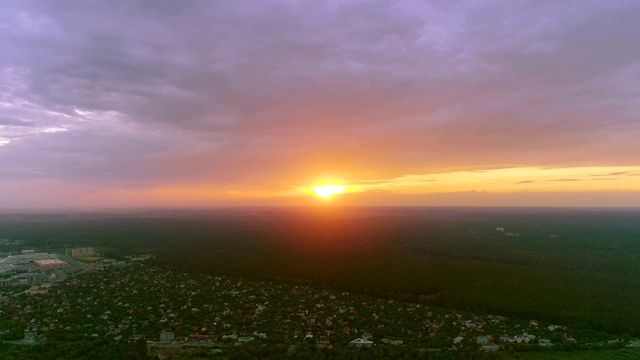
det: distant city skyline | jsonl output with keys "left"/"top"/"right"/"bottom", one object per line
{"left": 1, "top": 1, "right": 639, "bottom": 208}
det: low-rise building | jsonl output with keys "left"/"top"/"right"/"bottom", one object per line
{"left": 24, "top": 332, "right": 37, "bottom": 342}
{"left": 237, "top": 336, "right": 255, "bottom": 344}
{"left": 188, "top": 333, "right": 214, "bottom": 342}
{"left": 29, "top": 285, "right": 49, "bottom": 295}
{"left": 34, "top": 259, "right": 68, "bottom": 267}
{"left": 349, "top": 338, "right": 373, "bottom": 347}
{"left": 316, "top": 336, "right": 332, "bottom": 348}
{"left": 159, "top": 332, "right": 174, "bottom": 342}
{"left": 481, "top": 343, "right": 500, "bottom": 351}
{"left": 382, "top": 337, "right": 403, "bottom": 345}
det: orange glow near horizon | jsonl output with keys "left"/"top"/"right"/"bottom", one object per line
{"left": 89, "top": 165, "right": 640, "bottom": 206}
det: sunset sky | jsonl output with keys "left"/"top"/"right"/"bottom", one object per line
{"left": 1, "top": 0, "right": 640, "bottom": 208}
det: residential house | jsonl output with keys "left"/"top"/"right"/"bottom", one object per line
{"left": 237, "top": 336, "right": 255, "bottom": 344}
{"left": 159, "top": 332, "right": 174, "bottom": 342}
{"left": 316, "top": 336, "right": 332, "bottom": 348}
{"left": 381, "top": 337, "right": 403, "bottom": 345}
{"left": 222, "top": 333, "right": 238, "bottom": 340}
{"left": 539, "top": 339, "right": 552, "bottom": 346}
{"left": 188, "top": 333, "right": 214, "bottom": 342}
{"left": 349, "top": 338, "right": 373, "bottom": 347}
{"left": 515, "top": 333, "right": 535, "bottom": 343}
{"left": 481, "top": 343, "right": 500, "bottom": 351}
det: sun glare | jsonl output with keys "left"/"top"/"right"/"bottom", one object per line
{"left": 313, "top": 185, "right": 346, "bottom": 198}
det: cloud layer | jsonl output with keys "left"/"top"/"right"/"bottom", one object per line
{"left": 1, "top": 0, "right": 639, "bottom": 207}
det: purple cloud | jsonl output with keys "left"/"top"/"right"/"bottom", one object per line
{"left": 1, "top": 0, "right": 639, "bottom": 206}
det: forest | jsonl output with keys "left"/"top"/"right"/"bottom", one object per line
{"left": 2, "top": 207, "right": 639, "bottom": 337}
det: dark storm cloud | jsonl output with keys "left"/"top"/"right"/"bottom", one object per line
{"left": 1, "top": 0, "right": 640, "bottom": 206}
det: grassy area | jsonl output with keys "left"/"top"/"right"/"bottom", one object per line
{"left": 520, "top": 348, "right": 640, "bottom": 359}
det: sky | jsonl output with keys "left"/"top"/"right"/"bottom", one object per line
{"left": 1, "top": 0, "right": 640, "bottom": 208}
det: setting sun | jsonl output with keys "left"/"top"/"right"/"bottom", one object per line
{"left": 313, "top": 185, "right": 346, "bottom": 198}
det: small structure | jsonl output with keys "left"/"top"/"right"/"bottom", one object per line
{"left": 29, "top": 285, "right": 49, "bottom": 295}
{"left": 159, "top": 332, "right": 174, "bottom": 342}
{"left": 481, "top": 343, "right": 500, "bottom": 351}
{"left": 237, "top": 336, "right": 255, "bottom": 344}
{"left": 453, "top": 336, "right": 464, "bottom": 344}
{"left": 539, "top": 339, "right": 553, "bottom": 346}
{"left": 515, "top": 333, "right": 535, "bottom": 343}
{"left": 349, "top": 338, "right": 373, "bottom": 347}
{"left": 222, "top": 333, "right": 238, "bottom": 340}
{"left": 316, "top": 336, "right": 332, "bottom": 348}
{"left": 188, "top": 333, "right": 214, "bottom": 342}
{"left": 382, "top": 337, "right": 403, "bottom": 345}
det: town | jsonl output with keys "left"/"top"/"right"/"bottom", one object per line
{"left": 1, "top": 245, "right": 633, "bottom": 359}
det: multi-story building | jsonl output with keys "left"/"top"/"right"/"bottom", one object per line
{"left": 65, "top": 247, "right": 94, "bottom": 257}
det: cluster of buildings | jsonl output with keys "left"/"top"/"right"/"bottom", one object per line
{"left": 0, "top": 252, "right": 67, "bottom": 287}
{"left": 0, "top": 261, "right": 590, "bottom": 352}
{"left": 1, "top": 252, "right": 69, "bottom": 268}
{"left": 0, "top": 248, "right": 94, "bottom": 288}
{"left": 1, "top": 252, "right": 59, "bottom": 266}
{"left": 0, "top": 272, "right": 49, "bottom": 287}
